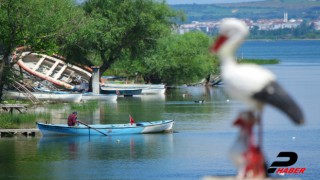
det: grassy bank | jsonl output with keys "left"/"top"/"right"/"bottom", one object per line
{"left": 0, "top": 113, "right": 51, "bottom": 129}
{"left": 238, "top": 58, "right": 280, "bottom": 65}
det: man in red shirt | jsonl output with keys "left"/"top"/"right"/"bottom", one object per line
{"left": 68, "top": 112, "right": 78, "bottom": 126}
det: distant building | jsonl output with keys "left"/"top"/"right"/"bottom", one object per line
{"left": 176, "top": 13, "right": 303, "bottom": 34}
{"left": 311, "top": 20, "right": 320, "bottom": 30}
{"left": 177, "top": 21, "right": 219, "bottom": 34}
{"left": 253, "top": 13, "right": 302, "bottom": 31}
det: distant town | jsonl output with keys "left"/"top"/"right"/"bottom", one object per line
{"left": 177, "top": 13, "right": 320, "bottom": 35}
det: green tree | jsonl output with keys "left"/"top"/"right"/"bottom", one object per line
{"left": 0, "top": 0, "right": 25, "bottom": 101}
{"left": 59, "top": 0, "right": 178, "bottom": 79}
{"left": 110, "top": 31, "right": 218, "bottom": 85}
{"left": 0, "top": 0, "right": 83, "bottom": 102}
{"left": 147, "top": 32, "right": 218, "bottom": 85}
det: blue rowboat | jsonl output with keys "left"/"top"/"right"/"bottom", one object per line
{"left": 100, "top": 87, "right": 142, "bottom": 96}
{"left": 36, "top": 120, "right": 174, "bottom": 136}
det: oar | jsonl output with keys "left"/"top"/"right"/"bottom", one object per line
{"left": 77, "top": 120, "right": 108, "bottom": 136}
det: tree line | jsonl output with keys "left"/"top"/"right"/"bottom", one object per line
{"left": 0, "top": 0, "right": 218, "bottom": 102}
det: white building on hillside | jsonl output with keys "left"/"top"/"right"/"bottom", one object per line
{"left": 311, "top": 20, "right": 320, "bottom": 30}
{"left": 178, "top": 21, "right": 219, "bottom": 34}
{"left": 254, "top": 13, "right": 302, "bottom": 30}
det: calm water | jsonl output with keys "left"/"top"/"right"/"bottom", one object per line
{"left": 1, "top": 40, "right": 320, "bottom": 179}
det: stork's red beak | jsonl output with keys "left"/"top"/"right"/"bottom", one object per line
{"left": 210, "top": 35, "right": 228, "bottom": 53}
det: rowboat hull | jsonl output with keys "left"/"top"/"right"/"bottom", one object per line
{"left": 34, "top": 88, "right": 117, "bottom": 102}
{"left": 100, "top": 88, "right": 142, "bottom": 96}
{"left": 16, "top": 51, "right": 92, "bottom": 90}
{"left": 5, "top": 91, "right": 82, "bottom": 103}
{"left": 36, "top": 120, "right": 174, "bottom": 136}
{"left": 102, "top": 83, "right": 165, "bottom": 89}
{"left": 141, "top": 88, "right": 166, "bottom": 95}
{"left": 102, "top": 84, "right": 166, "bottom": 94}
{"left": 81, "top": 93, "right": 117, "bottom": 101}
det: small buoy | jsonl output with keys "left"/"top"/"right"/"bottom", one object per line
{"left": 292, "top": 136, "right": 295, "bottom": 140}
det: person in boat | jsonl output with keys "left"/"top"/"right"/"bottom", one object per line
{"left": 68, "top": 112, "right": 78, "bottom": 126}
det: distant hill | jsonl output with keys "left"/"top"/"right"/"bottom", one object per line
{"left": 171, "top": 0, "right": 320, "bottom": 22}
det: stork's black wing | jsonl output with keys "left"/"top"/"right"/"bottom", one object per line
{"left": 253, "top": 81, "right": 304, "bottom": 125}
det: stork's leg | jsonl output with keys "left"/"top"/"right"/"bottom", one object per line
{"left": 232, "top": 111, "right": 255, "bottom": 178}
{"left": 256, "top": 111, "right": 269, "bottom": 177}
{"left": 256, "top": 111, "right": 263, "bottom": 148}
{"left": 232, "top": 111, "right": 267, "bottom": 178}
{"left": 243, "top": 111, "right": 267, "bottom": 178}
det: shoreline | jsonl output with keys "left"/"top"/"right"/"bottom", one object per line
{"left": 0, "top": 128, "right": 40, "bottom": 137}
{"left": 246, "top": 38, "right": 320, "bottom": 41}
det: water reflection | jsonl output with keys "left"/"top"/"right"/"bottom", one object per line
{"left": 166, "top": 86, "right": 228, "bottom": 102}
{"left": 38, "top": 134, "right": 174, "bottom": 163}
{"left": 27, "top": 87, "right": 234, "bottom": 134}
{"left": 36, "top": 133, "right": 174, "bottom": 180}
{"left": 163, "top": 87, "right": 235, "bottom": 132}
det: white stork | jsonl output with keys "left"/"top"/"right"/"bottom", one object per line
{"left": 210, "top": 18, "right": 304, "bottom": 178}
{"left": 211, "top": 18, "right": 304, "bottom": 123}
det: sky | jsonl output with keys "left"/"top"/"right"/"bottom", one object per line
{"left": 166, "top": 0, "right": 264, "bottom": 5}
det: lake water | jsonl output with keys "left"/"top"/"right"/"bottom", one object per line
{"left": 0, "top": 40, "right": 319, "bottom": 179}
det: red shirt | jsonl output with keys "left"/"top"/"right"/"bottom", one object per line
{"left": 68, "top": 114, "right": 77, "bottom": 126}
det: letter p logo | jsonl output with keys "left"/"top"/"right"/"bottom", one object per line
{"left": 267, "top": 152, "right": 298, "bottom": 173}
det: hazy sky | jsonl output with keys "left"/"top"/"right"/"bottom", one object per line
{"left": 166, "top": 0, "right": 264, "bottom": 4}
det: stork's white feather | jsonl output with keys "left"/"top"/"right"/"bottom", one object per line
{"left": 222, "top": 60, "right": 275, "bottom": 109}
